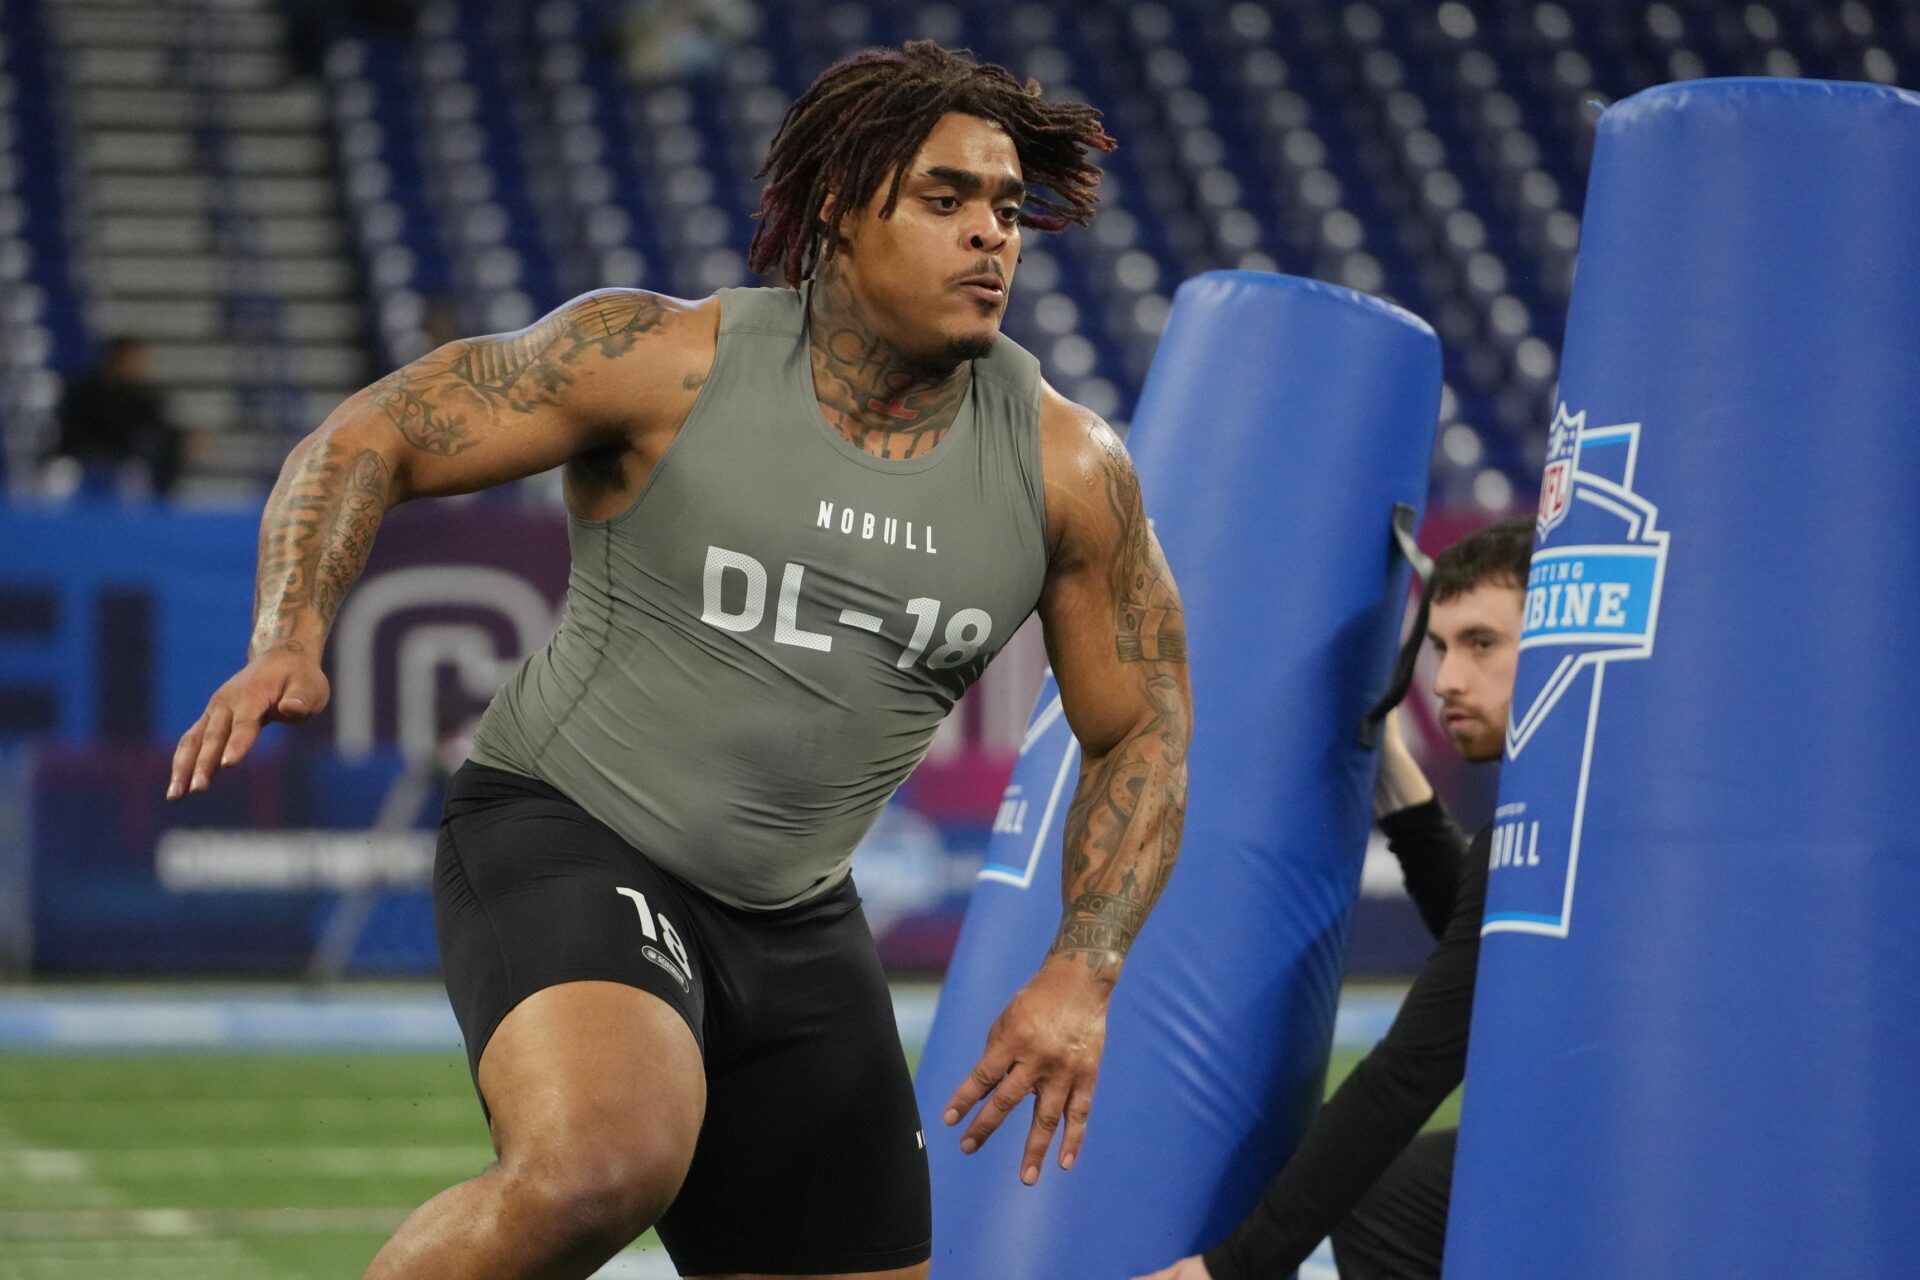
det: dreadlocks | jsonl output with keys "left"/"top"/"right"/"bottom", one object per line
{"left": 748, "top": 40, "right": 1117, "bottom": 287}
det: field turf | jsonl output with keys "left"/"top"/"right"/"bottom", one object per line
{"left": 0, "top": 1044, "right": 1453, "bottom": 1277}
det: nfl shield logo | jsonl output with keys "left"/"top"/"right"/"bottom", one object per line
{"left": 1539, "top": 458, "right": 1573, "bottom": 534}
{"left": 1537, "top": 403, "right": 1584, "bottom": 535}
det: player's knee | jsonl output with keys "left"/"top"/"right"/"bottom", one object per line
{"left": 501, "top": 1146, "right": 679, "bottom": 1250}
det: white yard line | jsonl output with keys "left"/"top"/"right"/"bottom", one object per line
{"left": 0, "top": 1206, "right": 410, "bottom": 1237}
{"left": 0, "top": 1114, "right": 272, "bottom": 1275}
{"left": 0, "top": 1119, "right": 679, "bottom": 1277}
{"left": 0, "top": 1206, "right": 678, "bottom": 1279}
{"left": 0, "top": 1143, "right": 489, "bottom": 1180}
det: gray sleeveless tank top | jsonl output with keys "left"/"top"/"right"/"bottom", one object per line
{"left": 468, "top": 285, "right": 1050, "bottom": 909}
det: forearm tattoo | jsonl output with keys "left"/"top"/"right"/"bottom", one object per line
{"left": 248, "top": 292, "right": 668, "bottom": 660}
{"left": 370, "top": 290, "right": 667, "bottom": 456}
{"left": 250, "top": 440, "right": 392, "bottom": 659}
{"left": 1050, "top": 428, "right": 1192, "bottom": 978}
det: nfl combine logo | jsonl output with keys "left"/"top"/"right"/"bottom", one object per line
{"left": 1537, "top": 403, "right": 1581, "bottom": 535}
{"left": 1486, "top": 400, "right": 1671, "bottom": 938}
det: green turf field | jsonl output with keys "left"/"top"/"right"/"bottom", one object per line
{"left": 0, "top": 1048, "right": 1454, "bottom": 1277}
{"left": 0, "top": 1054, "right": 506, "bottom": 1279}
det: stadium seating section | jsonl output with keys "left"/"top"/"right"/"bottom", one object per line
{"left": 0, "top": 0, "right": 1912, "bottom": 501}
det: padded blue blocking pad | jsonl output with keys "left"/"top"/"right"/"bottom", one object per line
{"left": 915, "top": 271, "right": 1440, "bottom": 1278}
{"left": 1447, "top": 80, "right": 1920, "bottom": 1280}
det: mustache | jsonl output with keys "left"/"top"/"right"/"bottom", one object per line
{"left": 952, "top": 259, "right": 1006, "bottom": 285}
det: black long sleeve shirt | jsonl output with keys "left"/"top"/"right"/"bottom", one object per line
{"left": 1383, "top": 797, "right": 1468, "bottom": 940}
{"left": 1204, "top": 799, "right": 1486, "bottom": 1280}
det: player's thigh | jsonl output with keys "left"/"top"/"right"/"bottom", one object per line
{"left": 660, "top": 891, "right": 928, "bottom": 1275}
{"left": 483, "top": 982, "right": 710, "bottom": 1174}
{"left": 434, "top": 763, "right": 712, "bottom": 1200}
{"left": 480, "top": 980, "right": 706, "bottom": 1213}
{"left": 434, "top": 763, "right": 709, "bottom": 1083}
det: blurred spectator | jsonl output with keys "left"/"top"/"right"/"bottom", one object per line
{"left": 282, "top": 0, "right": 417, "bottom": 75}
{"left": 618, "top": 0, "right": 758, "bottom": 84}
{"left": 45, "top": 337, "right": 183, "bottom": 500}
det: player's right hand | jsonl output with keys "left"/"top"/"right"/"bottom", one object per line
{"left": 167, "top": 650, "right": 330, "bottom": 799}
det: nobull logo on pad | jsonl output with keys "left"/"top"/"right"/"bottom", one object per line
{"left": 1486, "top": 404, "right": 1671, "bottom": 938}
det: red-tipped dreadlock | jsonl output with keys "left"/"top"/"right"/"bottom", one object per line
{"left": 747, "top": 40, "right": 1118, "bottom": 287}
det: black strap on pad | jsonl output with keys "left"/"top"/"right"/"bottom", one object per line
{"left": 1357, "top": 503, "right": 1433, "bottom": 750}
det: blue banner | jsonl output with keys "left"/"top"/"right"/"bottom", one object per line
{"left": 0, "top": 505, "right": 257, "bottom": 743}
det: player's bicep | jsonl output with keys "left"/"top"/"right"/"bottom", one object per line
{"left": 364, "top": 289, "right": 681, "bottom": 500}
{"left": 1038, "top": 411, "right": 1191, "bottom": 757}
{"left": 1038, "top": 556, "right": 1134, "bottom": 751}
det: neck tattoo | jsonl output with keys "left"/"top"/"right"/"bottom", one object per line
{"left": 806, "top": 262, "right": 971, "bottom": 460}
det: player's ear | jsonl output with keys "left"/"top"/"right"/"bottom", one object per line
{"left": 818, "top": 191, "right": 851, "bottom": 253}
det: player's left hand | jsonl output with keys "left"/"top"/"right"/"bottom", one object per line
{"left": 1132, "top": 1256, "right": 1213, "bottom": 1280}
{"left": 942, "top": 956, "right": 1109, "bottom": 1185}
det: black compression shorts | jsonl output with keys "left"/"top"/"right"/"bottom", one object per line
{"left": 433, "top": 761, "right": 932, "bottom": 1275}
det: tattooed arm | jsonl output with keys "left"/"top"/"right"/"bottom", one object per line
{"left": 941, "top": 386, "right": 1192, "bottom": 1186}
{"left": 167, "top": 289, "right": 716, "bottom": 800}
{"left": 1037, "top": 397, "right": 1190, "bottom": 979}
